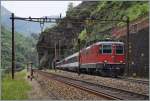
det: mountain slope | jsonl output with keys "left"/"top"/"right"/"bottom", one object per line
{"left": 1, "top": 26, "right": 38, "bottom": 69}
{"left": 1, "top": 6, "right": 55, "bottom": 36}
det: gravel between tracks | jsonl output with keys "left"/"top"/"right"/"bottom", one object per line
{"left": 34, "top": 72, "right": 106, "bottom": 100}
{"left": 47, "top": 70, "right": 149, "bottom": 96}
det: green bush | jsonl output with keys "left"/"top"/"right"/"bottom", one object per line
{"left": 1, "top": 70, "right": 31, "bottom": 100}
{"left": 126, "top": 3, "right": 149, "bottom": 21}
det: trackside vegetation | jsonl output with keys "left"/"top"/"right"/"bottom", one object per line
{"left": 1, "top": 70, "right": 31, "bottom": 100}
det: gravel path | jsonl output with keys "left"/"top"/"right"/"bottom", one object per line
{"left": 47, "top": 70, "right": 149, "bottom": 95}
{"left": 27, "top": 76, "right": 57, "bottom": 100}
{"left": 34, "top": 72, "right": 106, "bottom": 100}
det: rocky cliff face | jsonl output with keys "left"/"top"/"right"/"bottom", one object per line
{"left": 36, "top": 23, "right": 83, "bottom": 68}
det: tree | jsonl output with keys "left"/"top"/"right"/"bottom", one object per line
{"left": 67, "top": 2, "right": 74, "bottom": 12}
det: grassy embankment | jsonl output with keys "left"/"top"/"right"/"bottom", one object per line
{"left": 1, "top": 70, "right": 31, "bottom": 100}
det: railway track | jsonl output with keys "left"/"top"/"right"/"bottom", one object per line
{"left": 60, "top": 69, "right": 149, "bottom": 85}
{"left": 118, "top": 76, "right": 149, "bottom": 85}
{"left": 33, "top": 70, "right": 149, "bottom": 100}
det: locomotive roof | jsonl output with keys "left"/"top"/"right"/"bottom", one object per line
{"left": 95, "top": 41, "right": 124, "bottom": 45}
{"left": 84, "top": 41, "right": 124, "bottom": 50}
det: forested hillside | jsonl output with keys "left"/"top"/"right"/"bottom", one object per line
{"left": 1, "top": 26, "right": 38, "bottom": 70}
{"left": 67, "top": 1, "right": 149, "bottom": 46}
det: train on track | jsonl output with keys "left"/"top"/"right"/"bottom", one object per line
{"left": 56, "top": 41, "right": 125, "bottom": 77}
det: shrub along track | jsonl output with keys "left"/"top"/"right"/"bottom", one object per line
{"left": 33, "top": 70, "right": 149, "bottom": 100}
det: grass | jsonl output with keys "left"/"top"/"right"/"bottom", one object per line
{"left": 1, "top": 70, "right": 31, "bottom": 100}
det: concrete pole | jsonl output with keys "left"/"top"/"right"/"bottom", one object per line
{"left": 11, "top": 13, "right": 15, "bottom": 79}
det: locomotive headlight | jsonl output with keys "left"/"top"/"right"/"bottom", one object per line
{"left": 104, "top": 60, "right": 108, "bottom": 63}
{"left": 120, "top": 61, "right": 123, "bottom": 63}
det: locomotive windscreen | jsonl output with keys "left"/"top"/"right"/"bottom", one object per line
{"left": 102, "top": 45, "right": 112, "bottom": 54}
{"left": 116, "top": 45, "right": 124, "bottom": 54}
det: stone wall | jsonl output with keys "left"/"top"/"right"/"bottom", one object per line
{"left": 120, "top": 27, "right": 149, "bottom": 77}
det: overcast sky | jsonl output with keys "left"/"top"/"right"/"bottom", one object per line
{"left": 1, "top": 1, "right": 82, "bottom": 17}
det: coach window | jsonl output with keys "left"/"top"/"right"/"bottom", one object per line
{"left": 116, "top": 45, "right": 124, "bottom": 54}
{"left": 72, "top": 58, "right": 74, "bottom": 62}
{"left": 68, "top": 58, "right": 72, "bottom": 63}
{"left": 102, "top": 45, "right": 112, "bottom": 54}
{"left": 74, "top": 57, "right": 78, "bottom": 62}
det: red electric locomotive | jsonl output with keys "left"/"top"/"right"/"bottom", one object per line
{"left": 56, "top": 41, "right": 125, "bottom": 77}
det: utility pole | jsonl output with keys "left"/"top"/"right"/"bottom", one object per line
{"left": 126, "top": 16, "right": 130, "bottom": 76}
{"left": 26, "top": 63, "right": 29, "bottom": 72}
{"left": 30, "top": 62, "right": 33, "bottom": 81}
{"left": 54, "top": 42, "right": 57, "bottom": 71}
{"left": 78, "top": 39, "right": 81, "bottom": 76}
{"left": 11, "top": 13, "right": 15, "bottom": 79}
{"left": 58, "top": 40, "right": 61, "bottom": 60}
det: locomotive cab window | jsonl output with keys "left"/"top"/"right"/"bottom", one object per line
{"left": 102, "top": 45, "right": 112, "bottom": 54}
{"left": 99, "top": 46, "right": 102, "bottom": 54}
{"left": 116, "top": 45, "right": 124, "bottom": 54}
